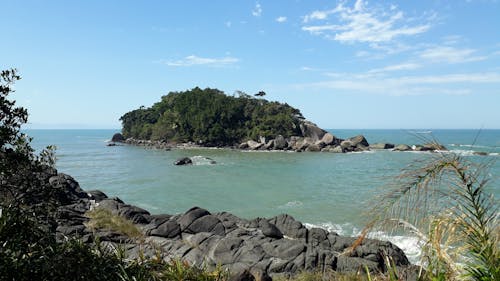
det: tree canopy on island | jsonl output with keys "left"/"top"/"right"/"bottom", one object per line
{"left": 120, "top": 87, "right": 304, "bottom": 146}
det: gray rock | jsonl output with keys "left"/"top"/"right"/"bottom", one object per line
{"left": 370, "top": 143, "right": 395, "bottom": 149}
{"left": 274, "top": 135, "right": 288, "bottom": 150}
{"left": 87, "top": 190, "right": 108, "bottom": 201}
{"left": 149, "top": 220, "right": 181, "bottom": 238}
{"left": 268, "top": 214, "right": 307, "bottom": 239}
{"left": 305, "top": 144, "right": 321, "bottom": 152}
{"left": 262, "top": 240, "right": 305, "bottom": 260}
{"left": 340, "top": 135, "right": 370, "bottom": 152}
{"left": 321, "top": 133, "right": 337, "bottom": 146}
{"left": 174, "top": 157, "right": 193, "bottom": 165}
{"left": 259, "top": 220, "right": 283, "bottom": 239}
{"left": 117, "top": 204, "right": 150, "bottom": 224}
{"left": 247, "top": 140, "right": 263, "bottom": 150}
{"left": 111, "top": 133, "right": 125, "bottom": 142}
{"left": 422, "top": 143, "right": 447, "bottom": 151}
{"left": 263, "top": 140, "right": 274, "bottom": 150}
{"left": 393, "top": 144, "right": 412, "bottom": 151}
{"left": 239, "top": 142, "right": 249, "bottom": 149}
{"left": 299, "top": 121, "right": 327, "bottom": 141}
{"left": 185, "top": 215, "right": 225, "bottom": 236}
{"left": 178, "top": 207, "right": 210, "bottom": 231}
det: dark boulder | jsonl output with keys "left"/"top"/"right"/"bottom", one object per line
{"left": 48, "top": 174, "right": 89, "bottom": 205}
{"left": 259, "top": 220, "right": 283, "bottom": 239}
{"left": 178, "top": 207, "right": 211, "bottom": 231}
{"left": 111, "top": 133, "right": 125, "bottom": 142}
{"left": 149, "top": 220, "right": 181, "bottom": 238}
{"left": 174, "top": 157, "right": 193, "bottom": 165}
{"left": 87, "top": 190, "right": 108, "bottom": 202}
{"left": 268, "top": 214, "right": 307, "bottom": 240}
{"left": 185, "top": 215, "right": 225, "bottom": 236}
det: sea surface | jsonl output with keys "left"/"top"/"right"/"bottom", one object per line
{"left": 27, "top": 129, "right": 499, "bottom": 263}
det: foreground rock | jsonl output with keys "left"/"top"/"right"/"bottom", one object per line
{"left": 43, "top": 171, "right": 418, "bottom": 280}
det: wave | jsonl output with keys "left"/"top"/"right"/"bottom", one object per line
{"left": 304, "top": 222, "right": 423, "bottom": 264}
{"left": 190, "top": 156, "right": 217, "bottom": 165}
{"left": 278, "top": 201, "right": 303, "bottom": 209}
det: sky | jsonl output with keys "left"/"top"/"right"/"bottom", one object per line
{"left": 1, "top": 0, "right": 500, "bottom": 129}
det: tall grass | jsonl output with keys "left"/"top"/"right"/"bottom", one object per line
{"left": 370, "top": 148, "right": 499, "bottom": 280}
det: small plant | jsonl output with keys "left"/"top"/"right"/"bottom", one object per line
{"left": 85, "top": 208, "right": 144, "bottom": 239}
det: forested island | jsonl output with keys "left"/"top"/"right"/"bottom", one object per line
{"left": 118, "top": 87, "right": 447, "bottom": 153}
{"left": 120, "top": 87, "right": 304, "bottom": 146}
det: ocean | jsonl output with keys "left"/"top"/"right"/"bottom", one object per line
{"left": 27, "top": 129, "right": 499, "bottom": 263}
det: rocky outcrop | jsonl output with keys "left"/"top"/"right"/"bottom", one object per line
{"left": 370, "top": 143, "right": 395, "bottom": 149}
{"left": 111, "top": 133, "right": 126, "bottom": 142}
{"left": 393, "top": 144, "right": 412, "bottom": 151}
{"left": 42, "top": 171, "right": 416, "bottom": 280}
{"left": 299, "top": 121, "right": 327, "bottom": 141}
{"left": 340, "top": 135, "right": 370, "bottom": 152}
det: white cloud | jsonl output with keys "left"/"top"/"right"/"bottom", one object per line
{"left": 302, "top": 0, "right": 431, "bottom": 43}
{"left": 164, "top": 55, "right": 239, "bottom": 67}
{"left": 368, "top": 63, "right": 421, "bottom": 73}
{"left": 419, "top": 46, "right": 486, "bottom": 63}
{"left": 252, "top": 2, "right": 262, "bottom": 17}
{"left": 296, "top": 71, "right": 500, "bottom": 96}
{"left": 276, "top": 16, "right": 287, "bottom": 23}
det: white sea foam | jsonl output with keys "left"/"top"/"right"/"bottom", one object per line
{"left": 190, "top": 155, "right": 217, "bottom": 165}
{"left": 278, "top": 201, "right": 303, "bottom": 209}
{"left": 304, "top": 222, "right": 423, "bottom": 264}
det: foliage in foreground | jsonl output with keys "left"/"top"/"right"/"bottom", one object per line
{"left": 0, "top": 69, "right": 227, "bottom": 281}
{"left": 370, "top": 149, "right": 499, "bottom": 280}
{"left": 119, "top": 87, "right": 303, "bottom": 145}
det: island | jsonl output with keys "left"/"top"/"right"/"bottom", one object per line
{"left": 117, "top": 87, "right": 446, "bottom": 153}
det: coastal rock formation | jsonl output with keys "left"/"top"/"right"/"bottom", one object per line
{"left": 340, "top": 135, "right": 370, "bottom": 152}
{"left": 174, "top": 157, "right": 193, "bottom": 165}
{"left": 38, "top": 171, "right": 417, "bottom": 279}
{"left": 111, "top": 133, "right": 126, "bottom": 142}
{"left": 393, "top": 144, "right": 412, "bottom": 151}
{"left": 370, "top": 143, "right": 395, "bottom": 149}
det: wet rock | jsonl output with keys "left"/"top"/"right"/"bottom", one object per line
{"left": 174, "top": 157, "right": 193, "bottom": 165}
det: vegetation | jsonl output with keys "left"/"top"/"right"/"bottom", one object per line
{"left": 369, "top": 149, "right": 499, "bottom": 280}
{"left": 0, "top": 69, "right": 228, "bottom": 281}
{"left": 119, "top": 87, "right": 304, "bottom": 145}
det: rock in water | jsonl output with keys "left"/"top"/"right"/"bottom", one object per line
{"left": 174, "top": 157, "right": 193, "bottom": 165}
{"left": 111, "top": 133, "right": 125, "bottom": 142}
{"left": 370, "top": 143, "right": 395, "bottom": 149}
{"left": 393, "top": 144, "right": 412, "bottom": 151}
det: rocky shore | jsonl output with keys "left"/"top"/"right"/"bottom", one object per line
{"left": 44, "top": 169, "right": 420, "bottom": 280}
{"left": 111, "top": 120, "right": 447, "bottom": 154}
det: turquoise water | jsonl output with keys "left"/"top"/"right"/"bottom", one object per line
{"left": 27, "top": 129, "right": 499, "bottom": 262}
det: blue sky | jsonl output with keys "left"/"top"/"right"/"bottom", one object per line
{"left": 1, "top": 0, "right": 499, "bottom": 129}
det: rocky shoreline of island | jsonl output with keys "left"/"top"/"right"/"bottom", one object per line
{"left": 111, "top": 121, "right": 447, "bottom": 154}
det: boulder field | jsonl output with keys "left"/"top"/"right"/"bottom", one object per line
{"left": 47, "top": 171, "right": 421, "bottom": 280}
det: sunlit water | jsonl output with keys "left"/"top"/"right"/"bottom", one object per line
{"left": 27, "top": 129, "right": 499, "bottom": 263}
